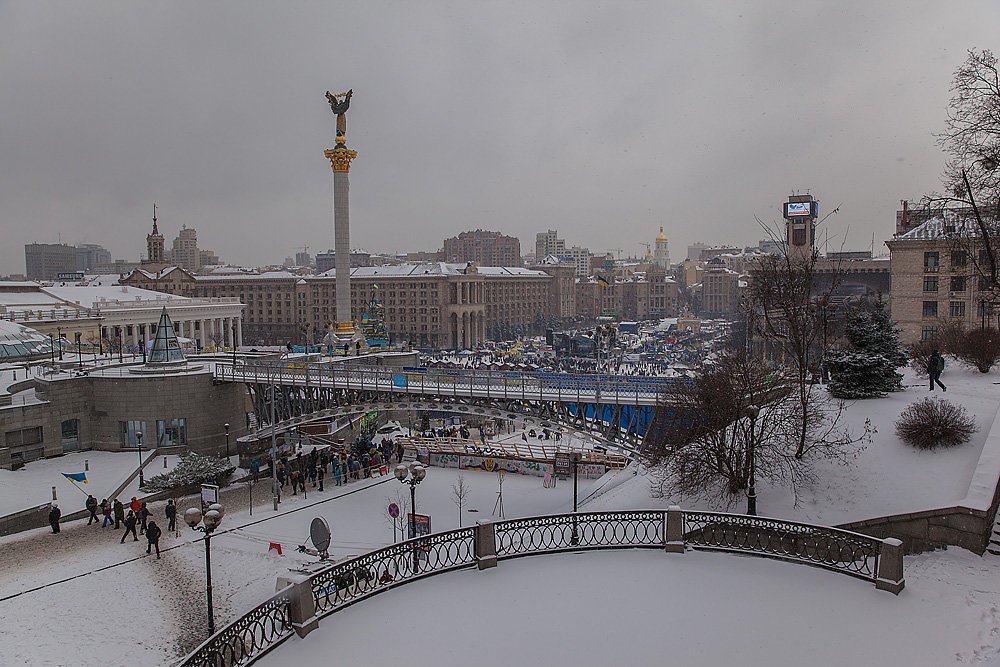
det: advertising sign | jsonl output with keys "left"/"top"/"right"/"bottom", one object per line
{"left": 784, "top": 201, "right": 816, "bottom": 218}
{"left": 56, "top": 272, "right": 85, "bottom": 280}
{"left": 200, "top": 484, "right": 219, "bottom": 510}
{"left": 407, "top": 513, "right": 431, "bottom": 539}
{"left": 554, "top": 452, "right": 571, "bottom": 478}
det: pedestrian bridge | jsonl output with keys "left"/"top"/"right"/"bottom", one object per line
{"left": 214, "top": 362, "right": 682, "bottom": 453}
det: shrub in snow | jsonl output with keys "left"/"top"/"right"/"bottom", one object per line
{"left": 142, "top": 453, "right": 236, "bottom": 492}
{"left": 827, "top": 298, "right": 906, "bottom": 398}
{"left": 895, "top": 398, "right": 977, "bottom": 450}
{"left": 951, "top": 328, "right": 1000, "bottom": 373}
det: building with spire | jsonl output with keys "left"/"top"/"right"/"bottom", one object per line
{"left": 654, "top": 226, "right": 670, "bottom": 269}
{"left": 144, "top": 206, "right": 165, "bottom": 267}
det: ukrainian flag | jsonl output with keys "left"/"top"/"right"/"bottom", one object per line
{"left": 596, "top": 276, "right": 611, "bottom": 287}
{"left": 62, "top": 472, "right": 87, "bottom": 484}
{"left": 372, "top": 283, "right": 380, "bottom": 290}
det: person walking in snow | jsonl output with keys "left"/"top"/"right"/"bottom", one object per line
{"left": 138, "top": 501, "right": 150, "bottom": 534}
{"left": 86, "top": 495, "right": 99, "bottom": 525}
{"left": 49, "top": 503, "right": 61, "bottom": 534}
{"left": 165, "top": 499, "right": 177, "bottom": 532}
{"left": 928, "top": 350, "right": 947, "bottom": 391}
{"left": 145, "top": 520, "right": 162, "bottom": 559}
{"left": 101, "top": 499, "right": 113, "bottom": 527}
{"left": 113, "top": 499, "right": 125, "bottom": 529}
{"left": 121, "top": 510, "right": 138, "bottom": 542}
{"left": 130, "top": 497, "right": 141, "bottom": 515}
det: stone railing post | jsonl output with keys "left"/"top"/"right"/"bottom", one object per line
{"left": 277, "top": 575, "right": 319, "bottom": 637}
{"left": 665, "top": 506, "right": 684, "bottom": 553}
{"left": 474, "top": 521, "right": 497, "bottom": 570}
{"left": 875, "top": 537, "right": 904, "bottom": 594}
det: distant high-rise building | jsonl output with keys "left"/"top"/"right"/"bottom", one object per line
{"left": 170, "top": 227, "right": 200, "bottom": 271}
{"left": 687, "top": 242, "right": 708, "bottom": 262}
{"left": 442, "top": 230, "right": 521, "bottom": 267}
{"left": 24, "top": 243, "right": 77, "bottom": 280}
{"left": 535, "top": 230, "right": 566, "bottom": 260}
{"left": 295, "top": 251, "right": 312, "bottom": 267}
{"left": 74, "top": 244, "right": 112, "bottom": 273}
{"left": 654, "top": 226, "right": 670, "bottom": 269}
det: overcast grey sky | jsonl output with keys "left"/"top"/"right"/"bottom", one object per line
{"left": 2, "top": 1, "right": 998, "bottom": 273}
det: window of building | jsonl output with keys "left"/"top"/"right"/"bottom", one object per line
{"left": 921, "top": 326, "right": 937, "bottom": 341}
{"left": 951, "top": 276, "right": 967, "bottom": 292}
{"left": 922, "top": 301, "right": 938, "bottom": 318}
{"left": 923, "top": 277, "right": 939, "bottom": 292}
{"left": 5, "top": 426, "right": 42, "bottom": 448}
{"left": 924, "top": 252, "right": 940, "bottom": 273}
{"left": 156, "top": 418, "right": 187, "bottom": 447}
{"left": 61, "top": 419, "right": 80, "bottom": 452}
{"left": 950, "top": 301, "right": 966, "bottom": 318}
{"left": 120, "top": 420, "right": 146, "bottom": 448}
{"left": 951, "top": 250, "right": 967, "bottom": 268}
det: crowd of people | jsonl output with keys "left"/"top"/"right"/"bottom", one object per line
{"left": 270, "top": 437, "right": 406, "bottom": 496}
{"left": 49, "top": 493, "right": 171, "bottom": 559}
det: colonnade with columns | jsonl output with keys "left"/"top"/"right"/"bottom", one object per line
{"left": 102, "top": 315, "right": 243, "bottom": 351}
{"left": 449, "top": 310, "right": 486, "bottom": 349}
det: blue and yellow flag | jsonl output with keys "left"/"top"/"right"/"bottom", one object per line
{"left": 596, "top": 275, "right": 611, "bottom": 287}
{"left": 372, "top": 283, "right": 380, "bottom": 290}
{"left": 62, "top": 472, "right": 87, "bottom": 484}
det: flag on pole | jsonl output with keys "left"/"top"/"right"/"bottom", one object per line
{"left": 62, "top": 472, "right": 87, "bottom": 484}
{"left": 596, "top": 275, "right": 611, "bottom": 287}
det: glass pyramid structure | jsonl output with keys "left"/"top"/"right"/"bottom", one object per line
{"left": 147, "top": 307, "right": 185, "bottom": 364}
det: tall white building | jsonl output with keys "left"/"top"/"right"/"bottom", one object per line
{"left": 654, "top": 226, "right": 670, "bottom": 269}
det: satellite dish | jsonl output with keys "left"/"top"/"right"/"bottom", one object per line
{"left": 310, "top": 517, "right": 332, "bottom": 555}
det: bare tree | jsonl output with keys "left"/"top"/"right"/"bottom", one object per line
{"left": 642, "top": 350, "right": 871, "bottom": 508}
{"left": 748, "top": 224, "right": 842, "bottom": 458}
{"left": 922, "top": 50, "right": 1000, "bottom": 300}
{"left": 451, "top": 474, "right": 471, "bottom": 527}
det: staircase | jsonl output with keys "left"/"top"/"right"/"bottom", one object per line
{"left": 988, "top": 512, "right": 1000, "bottom": 555}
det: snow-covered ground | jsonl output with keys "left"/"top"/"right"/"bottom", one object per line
{"left": 3, "top": 363, "right": 1000, "bottom": 665}
{"left": 0, "top": 450, "right": 153, "bottom": 516}
{"left": 260, "top": 548, "right": 1000, "bottom": 667}
{"left": 587, "top": 364, "right": 1000, "bottom": 525}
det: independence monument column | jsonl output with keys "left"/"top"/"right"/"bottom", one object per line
{"left": 324, "top": 89, "right": 358, "bottom": 341}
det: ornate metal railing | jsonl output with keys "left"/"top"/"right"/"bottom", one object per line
{"left": 179, "top": 586, "right": 293, "bottom": 667}
{"left": 682, "top": 511, "right": 881, "bottom": 581}
{"left": 494, "top": 511, "right": 664, "bottom": 556}
{"left": 311, "top": 527, "right": 475, "bottom": 615}
{"left": 175, "top": 509, "right": 901, "bottom": 666}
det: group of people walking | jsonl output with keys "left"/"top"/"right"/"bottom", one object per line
{"left": 50, "top": 493, "right": 177, "bottom": 560}
{"left": 271, "top": 440, "right": 404, "bottom": 496}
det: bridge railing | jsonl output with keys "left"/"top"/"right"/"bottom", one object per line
{"left": 215, "top": 361, "right": 675, "bottom": 404}
{"left": 175, "top": 508, "right": 905, "bottom": 667}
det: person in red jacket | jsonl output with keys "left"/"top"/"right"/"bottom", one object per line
{"left": 130, "top": 497, "right": 141, "bottom": 514}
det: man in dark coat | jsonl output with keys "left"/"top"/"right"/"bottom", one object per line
{"left": 121, "top": 510, "right": 138, "bottom": 543}
{"left": 86, "top": 495, "right": 99, "bottom": 525}
{"left": 113, "top": 499, "right": 125, "bottom": 529}
{"left": 165, "top": 499, "right": 177, "bottom": 532}
{"left": 138, "top": 501, "right": 150, "bottom": 534}
{"left": 49, "top": 503, "right": 61, "bottom": 534}
{"left": 145, "top": 520, "right": 162, "bottom": 558}
{"left": 928, "top": 350, "right": 947, "bottom": 391}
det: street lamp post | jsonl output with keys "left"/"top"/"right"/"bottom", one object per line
{"left": 232, "top": 323, "right": 237, "bottom": 369}
{"left": 57, "top": 326, "right": 63, "bottom": 360}
{"left": 744, "top": 405, "right": 759, "bottom": 516}
{"left": 224, "top": 423, "right": 231, "bottom": 461}
{"left": 141, "top": 336, "right": 146, "bottom": 364}
{"left": 49, "top": 333, "right": 55, "bottom": 367}
{"left": 75, "top": 332, "right": 83, "bottom": 372}
{"left": 136, "top": 431, "right": 145, "bottom": 489}
{"left": 184, "top": 504, "right": 224, "bottom": 636}
{"left": 570, "top": 451, "right": 582, "bottom": 545}
{"left": 394, "top": 462, "right": 427, "bottom": 573}
{"left": 118, "top": 328, "right": 124, "bottom": 363}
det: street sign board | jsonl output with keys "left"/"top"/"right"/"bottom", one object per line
{"left": 200, "top": 484, "right": 219, "bottom": 509}
{"left": 407, "top": 513, "right": 431, "bottom": 539}
{"left": 387, "top": 502, "right": 400, "bottom": 519}
{"left": 554, "top": 452, "right": 571, "bottom": 477}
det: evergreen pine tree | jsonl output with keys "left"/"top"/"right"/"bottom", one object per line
{"left": 827, "top": 297, "right": 907, "bottom": 399}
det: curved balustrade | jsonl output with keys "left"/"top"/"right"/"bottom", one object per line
{"left": 179, "top": 586, "right": 293, "bottom": 667}
{"left": 175, "top": 509, "right": 902, "bottom": 667}
{"left": 682, "top": 511, "right": 882, "bottom": 581}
